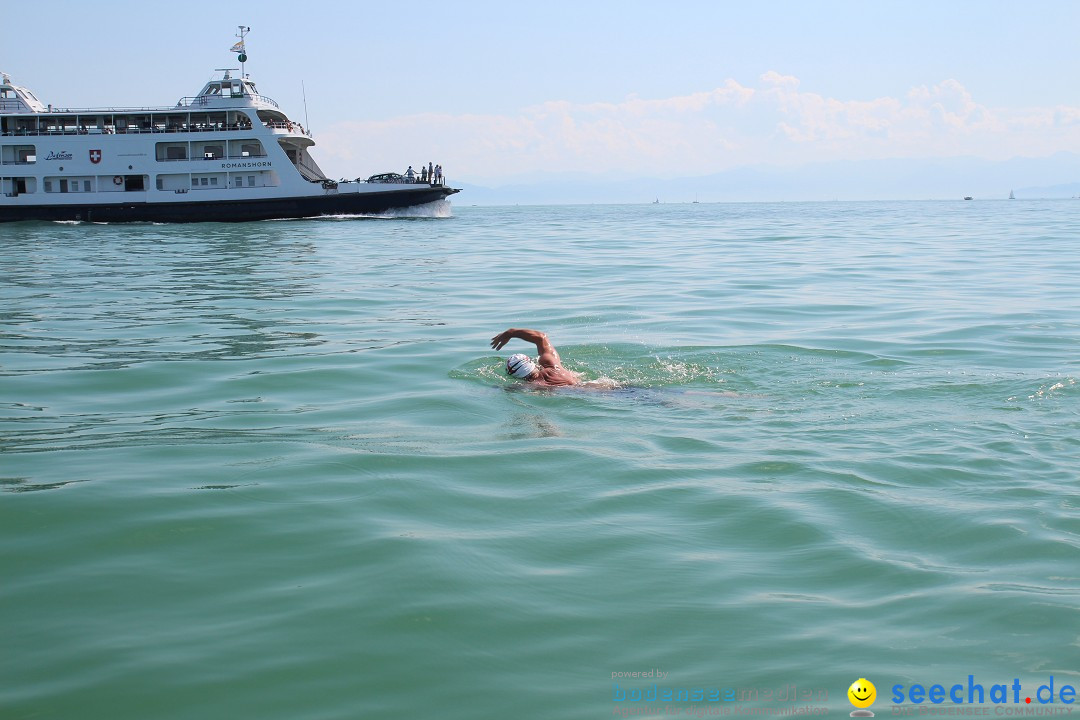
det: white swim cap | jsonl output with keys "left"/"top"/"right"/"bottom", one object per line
{"left": 506, "top": 353, "right": 537, "bottom": 379}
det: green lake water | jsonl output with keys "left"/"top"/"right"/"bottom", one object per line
{"left": 2, "top": 200, "right": 1078, "bottom": 719}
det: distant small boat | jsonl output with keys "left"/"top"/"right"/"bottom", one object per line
{"left": 1009, "top": 190, "right": 1015, "bottom": 200}
{"left": 964, "top": 196, "right": 973, "bottom": 201}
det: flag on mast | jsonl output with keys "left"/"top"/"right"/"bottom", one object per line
{"left": 230, "top": 40, "right": 245, "bottom": 53}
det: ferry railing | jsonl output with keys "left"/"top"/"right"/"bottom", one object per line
{"left": 358, "top": 175, "right": 450, "bottom": 186}
{"left": 9, "top": 102, "right": 223, "bottom": 113}
{"left": 174, "top": 93, "right": 279, "bottom": 109}
{"left": 294, "top": 157, "right": 325, "bottom": 181}
{"left": 1, "top": 123, "right": 259, "bottom": 137}
{"left": 264, "top": 121, "right": 311, "bottom": 137}
{"left": 250, "top": 94, "right": 279, "bottom": 109}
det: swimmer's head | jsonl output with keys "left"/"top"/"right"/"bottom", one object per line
{"left": 506, "top": 353, "right": 538, "bottom": 379}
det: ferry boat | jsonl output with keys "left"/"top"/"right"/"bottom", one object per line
{"left": 0, "top": 47, "right": 458, "bottom": 223}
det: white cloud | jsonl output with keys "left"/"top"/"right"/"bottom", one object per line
{"left": 313, "top": 73, "right": 1080, "bottom": 184}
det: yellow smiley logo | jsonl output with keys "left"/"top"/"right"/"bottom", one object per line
{"left": 848, "top": 678, "right": 877, "bottom": 709}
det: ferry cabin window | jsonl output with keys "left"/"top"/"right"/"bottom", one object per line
{"left": 154, "top": 141, "right": 188, "bottom": 160}
{"left": 235, "top": 177, "right": 243, "bottom": 187}
{"left": 84, "top": 180, "right": 91, "bottom": 192}
{"left": 1, "top": 145, "right": 36, "bottom": 164}
{"left": 248, "top": 175, "right": 255, "bottom": 186}
{"left": 44, "top": 180, "right": 52, "bottom": 192}
{"left": 2, "top": 177, "right": 29, "bottom": 195}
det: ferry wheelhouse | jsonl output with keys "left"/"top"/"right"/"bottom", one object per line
{"left": 0, "top": 67, "right": 458, "bottom": 223}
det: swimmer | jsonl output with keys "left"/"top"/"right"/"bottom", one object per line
{"left": 491, "top": 328, "right": 581, "bottom": 387}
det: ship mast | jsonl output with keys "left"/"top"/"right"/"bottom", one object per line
{"left": 233, "top": 25, "right": 251, "bottom": 77}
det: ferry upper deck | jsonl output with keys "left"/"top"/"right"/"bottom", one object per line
{"left": 1, "top": 71, "right": 304, "bottom": 139}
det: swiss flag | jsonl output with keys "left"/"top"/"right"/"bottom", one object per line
{"left": 89, "top": 149, "right": 102, "bottom": 164}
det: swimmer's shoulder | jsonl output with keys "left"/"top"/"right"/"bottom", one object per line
{"left": 536, "top": 366, "right": 581, "bottom": 387}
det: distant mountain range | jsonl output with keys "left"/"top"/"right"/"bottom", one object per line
{"left": 1013, "top": 182, "right": 1080, "bottom": 198}
{"left": 456, "top": 152, "right": 1080, "bottom": 205}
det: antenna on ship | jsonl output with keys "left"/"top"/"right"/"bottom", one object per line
{"left": 302, "top": 80, "right": 311, "bottom": 136}
{"left": 231, "top": 25, "right": 251, "bottom": 77}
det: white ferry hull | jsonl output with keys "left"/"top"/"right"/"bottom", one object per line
{"left": 0, "top": 184, "right": 458, "bottom": 223}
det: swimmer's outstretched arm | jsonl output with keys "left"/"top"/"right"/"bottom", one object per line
{"left": 490, "top": 328, "right": 561, "bottom": 367}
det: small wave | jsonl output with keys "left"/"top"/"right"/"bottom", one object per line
{"left": 314, "top": 199, "right": 454, "bottom": 221}
{"left": 380, "top": 199, "right": 454, "bottom": 219}
{"left": 1028, "top": 376, "right": 1076, "bottom": 400}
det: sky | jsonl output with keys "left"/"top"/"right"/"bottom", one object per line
{"left": 4, "top": 1, "right": 1080, "bottom": 189}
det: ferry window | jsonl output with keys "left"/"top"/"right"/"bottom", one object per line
{"left": 44, "top": 180, "right": 52, "bottom": 192}
{"left": 156, "top": 177, "right": 163, "bottom": 190}
{"left": 201, "top": 178, "right": 208, "bottom": 186}
{"left": 248, "top": 175, "right": 255, "bottom": 186}
{"left": 240, "top": 142, "right": 261, "bottom": 157}
{"left": 235, "top": 177, "right": 243, "bottom": 187}
{"left": 85, "top": 180, "right": 91, "bottom": 192}
{"left": 59, "top": 179, "right": 68, "bottom": 193}
{"left": 210, "top": 177, "right": 218, "bottom": 186}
